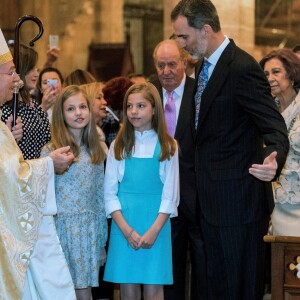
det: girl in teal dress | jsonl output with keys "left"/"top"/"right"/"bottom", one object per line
{"left": 104, "top": 82, "right": 180, "bottom": 300}
{"left": 41, "top": 85, "right": 107, "bottom": 300}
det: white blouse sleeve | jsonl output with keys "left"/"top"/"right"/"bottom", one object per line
{"left": 159, "top": 144, "right": 180, "bottom": 217}
{"left": 104, "top": 141, "right": 124, "bottom": 217}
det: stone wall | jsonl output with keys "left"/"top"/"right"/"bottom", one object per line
{"left": 19, "top": 0, "right": 124, "bottom": 78}
{"left": 11, "top": 0, "right": 262, "bottom": 78}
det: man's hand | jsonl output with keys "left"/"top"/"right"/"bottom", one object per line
{"left": 6, "top": 115, "right": 23, "bottom": 142}
{"left": 249, "top": 151, "right": 278, "bottom": 181}
{"left": 49, "top": 146, "right": 75, "bottom": 174}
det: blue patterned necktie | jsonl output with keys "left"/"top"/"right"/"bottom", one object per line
{"left": 164, "top": 91, "right": 176, "bottom": 137}
{"left": 194, "top": 60, "right": 210, "bottom": 128}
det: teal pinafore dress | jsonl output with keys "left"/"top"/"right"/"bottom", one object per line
{"left": 104, "top": 142, "right": 173, "bottom": 284}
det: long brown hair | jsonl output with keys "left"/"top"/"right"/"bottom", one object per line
{"left": 8, "top": 44, "right": 38, "bottom": 104}
{"left": 50, "top": 85, "right": 105, "bottom": 163}
{"left": 114, "top": 82, "right": 177, "bottom": 161}
{"left": 36, "top": 67, "right": 64, "bottom": 104}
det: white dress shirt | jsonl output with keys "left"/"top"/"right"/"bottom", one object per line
{"left": 104, "top": 129, "right": 179, "bottom": 218}
{"left": 205, "top": 35, "right": 230, "bottom": 79}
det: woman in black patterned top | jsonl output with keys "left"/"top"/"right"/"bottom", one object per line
{"left": 1, "top": 44, "right": 50, "bottom": 159}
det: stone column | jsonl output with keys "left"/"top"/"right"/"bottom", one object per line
{"left": 163, "top": 0, "right": 178, "bottom": 39}
{"left": 58, "top": 0, "right": 124, "bottom": 73}
{"left": 18, "top": 0, "right": 124, "bottom": 75}
{"left": 216, "top": 0, "right": 255, "bottom": 54}
{"left": 94, "top": 0, "right": 124, "bottom": 43}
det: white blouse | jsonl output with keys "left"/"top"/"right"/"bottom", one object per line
{"left": 273, "top": 91, "right": 300, "bottom": 204}
{"left": 104, "top": 129, "right": 179, "bottom": 218}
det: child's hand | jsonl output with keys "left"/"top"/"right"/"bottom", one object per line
{"left": 126, "top": 229, "right": 141, "bottom": 250}
{"left": 138, "top": 228, "right": 158, "bottom": 249}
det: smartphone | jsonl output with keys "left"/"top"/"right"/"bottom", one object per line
{"left": 49, "top": 35, "right": 59, "bottom": 49}
{"left": 47, "top": 79, "right": 58, "bottom": 86}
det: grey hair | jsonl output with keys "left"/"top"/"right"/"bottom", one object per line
{"left": 171, "top": 0, "right": 221, "bottom": 32}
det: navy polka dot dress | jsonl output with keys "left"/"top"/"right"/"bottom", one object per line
{"left": 1, "top": 99, "right": 51, "bottom": 159}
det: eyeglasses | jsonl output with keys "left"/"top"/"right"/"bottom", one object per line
{"left": 0, "top": 70, "right": 20, "bottom": 77}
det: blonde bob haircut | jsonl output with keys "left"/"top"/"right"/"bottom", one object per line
{"left": 81, "top": 82, "right": 105, "bottom": 123}
{"left": 81, "top": 82, "right": 104, "bottom": 105}
{"left": 50, "top": 85, "right": 105, "bottom": 164}
{"left": 114, "top": 82, "right": 177, "bottom": 161}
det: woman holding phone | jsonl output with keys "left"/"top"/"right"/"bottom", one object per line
{"left": 36, "top": 67, "right": 64, "bottom": 122}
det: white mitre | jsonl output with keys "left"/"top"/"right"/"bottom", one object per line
{"left": 0, "top": 28, "right": 13, "bottom": 66}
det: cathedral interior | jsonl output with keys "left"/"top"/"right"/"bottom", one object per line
{"left": 1, "top": 0, "right": 300, "bottom": 82}
{"left": 1, "top": 1, "right": 300, "bottom": 300}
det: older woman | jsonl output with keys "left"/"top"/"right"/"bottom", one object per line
{"left": 260, "top": 48, "right": 300, "bottom": 236}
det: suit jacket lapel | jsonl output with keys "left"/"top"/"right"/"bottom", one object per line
{"left": 151, "top": 78, "right": 195, "bottom": 141}
{"left": 196, "top": 40, "right": 236, "bottom": 135}
{"left": 175, "top": 77, "right": 195, "bottom": 142}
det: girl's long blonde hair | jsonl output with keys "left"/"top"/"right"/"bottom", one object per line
{"left": 50, "top": 85, "right": 105, "bottom": 163}
{"left": 114, "top": 82, "right": 177, "bottom": 161}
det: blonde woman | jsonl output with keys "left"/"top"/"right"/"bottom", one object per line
{"left": 81, "top": 82, "right": 108, "bottom": 154}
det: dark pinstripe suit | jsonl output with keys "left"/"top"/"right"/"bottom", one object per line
{"left": 152, "top": 77, "right": 207, "bottom": 300}
{"left": 194, "top": 40, "right": 289, "bottom": 299}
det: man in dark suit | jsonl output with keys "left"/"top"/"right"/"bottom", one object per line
{"left": 151, "top": 39, "right": 207, "bottom": 300}
{"left": 171, "top": 1, "right": 289, "bottom": 299}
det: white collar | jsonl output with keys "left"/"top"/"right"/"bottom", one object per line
{"left": 162, "top": 73, "right": 186, "bottom": 99}
{"left": 206, "top": 36, "right": 230, "bottom": 66}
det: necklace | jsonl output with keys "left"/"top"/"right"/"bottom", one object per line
{"left": 278, "top": 89, "right": 297, "bottom": 112}
{"left": 287, "top": 116, "right": 297, "bottom": 135}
